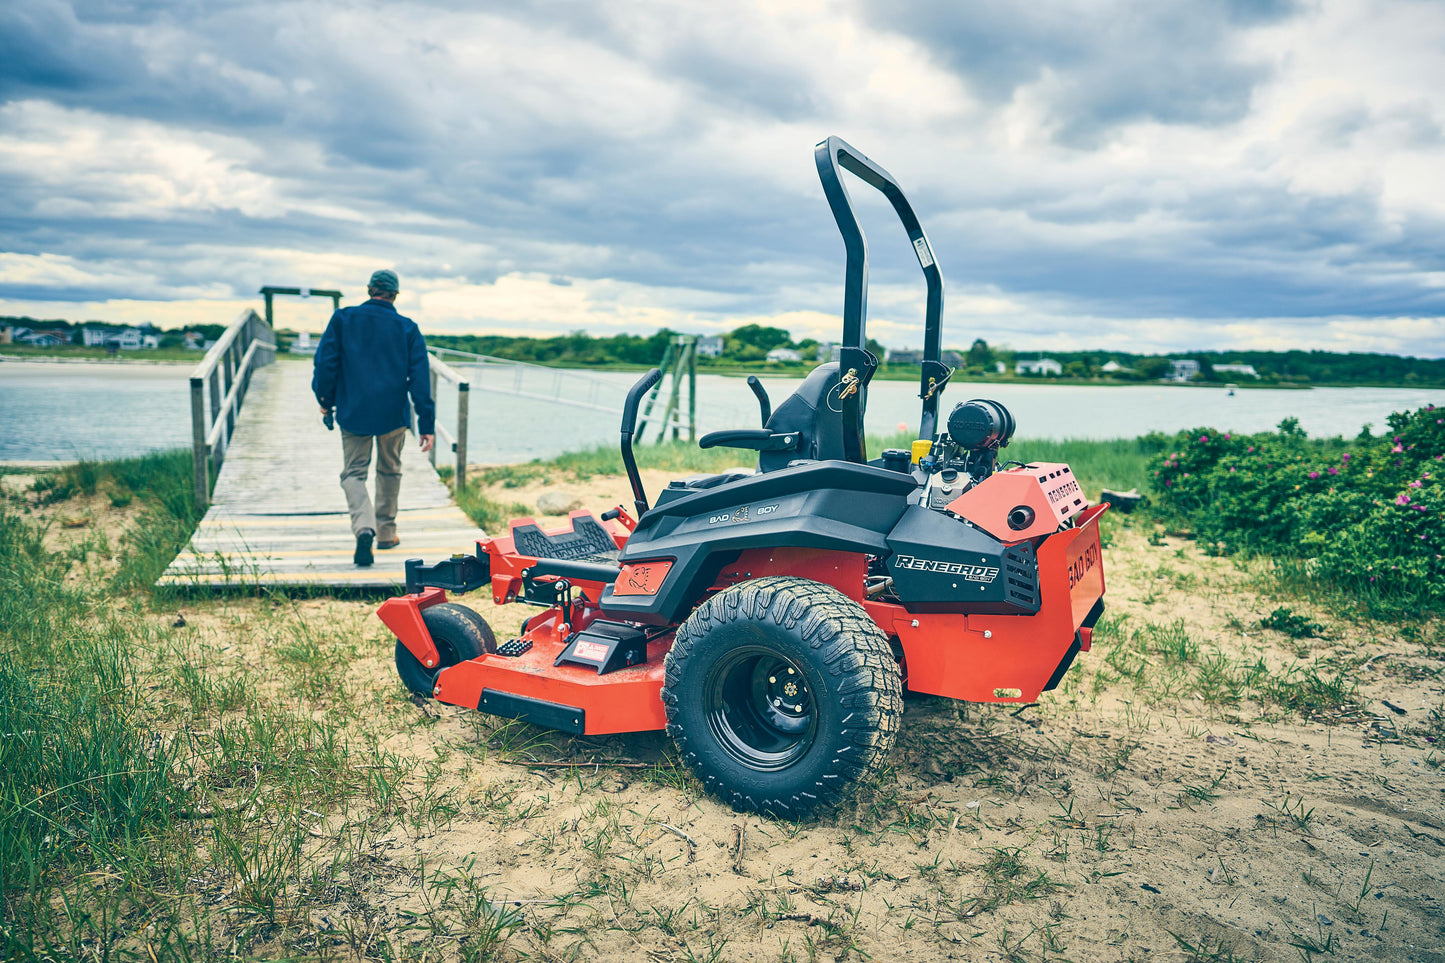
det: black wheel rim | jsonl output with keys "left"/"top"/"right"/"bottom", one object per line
{"left": 704, "top": 645, "right": 817, "bottom": 772}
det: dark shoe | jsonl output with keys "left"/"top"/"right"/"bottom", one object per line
{"left": 377, "top": 537, "right": 400, "bottom": 550}
{"left": 354, "top": 529, "right": 375, "bottom": 567}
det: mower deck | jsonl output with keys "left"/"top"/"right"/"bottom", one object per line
{"left": 434, "top": 629, "right": 672, "bottom": 736}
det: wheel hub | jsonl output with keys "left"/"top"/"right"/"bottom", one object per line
{"left": 705, "top": 646, "right": 818, "bottom": 772}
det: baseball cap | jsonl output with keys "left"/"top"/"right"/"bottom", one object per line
{"left": 368, "top": 269, "right": 399, "bottom": 293}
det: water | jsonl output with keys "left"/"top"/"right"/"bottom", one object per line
{"left": 1, "top": 360, "right": 1440, "bottom": 464}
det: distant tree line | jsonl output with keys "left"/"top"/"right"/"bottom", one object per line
{"left": 429, "top": 325, "right": 1445, "bottom": 387}
{"left": 8, "top": 313, "right": 1440, "bottom": 386}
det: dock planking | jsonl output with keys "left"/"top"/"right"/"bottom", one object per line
{"left": 159, "top": 361, "right": 483, "bottom": 589}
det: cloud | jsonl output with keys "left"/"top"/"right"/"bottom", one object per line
{"left": 0, "top": 0, "right": 1442, "bottom": 356}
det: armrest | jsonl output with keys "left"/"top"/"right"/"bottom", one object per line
{"left": 698, "top": 428, "right": 801, "bottom": 451}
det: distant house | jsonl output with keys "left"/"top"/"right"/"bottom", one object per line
{"left": 289, "top": 332, "right": 318, "bottom": 355}
{"left": 886, "top": 349, "right": 922, "bottom": 365}
{"left": 22, "top": 329, "right": 70, "bottom": 347}
{"left": 815, "top": 340, "right": 834, "bottom": 362}
{"left": 995, "top": 361, "right": 1007, "bottom": 374}
{"left": 1168, "top": 359, "right": 1201, "bottom": 382}
{"left": 116, "top": 328, "right": 142, "bottom": 350}
{"left": 765, "top": 347, "right": 802, "bottom": 363}
{"left": 142, "top": 334, "right": 160, "bottom": 349}
{"left": 940, "top": 350, "right": 963, "bottom": 367}
{"left": 1015, "top": 357, "right": 1062, "bottom": 377}
{"left": 1213, "top": 363, "right": 1258, "bottom": 378}
{"left": 1101, "top": 360, "right": 1134, "bottom": 375}
{"left": 82, "top": 326, "right": 111, "bottom": 347}
{"left": 0, "top": 324, "right": 13, "bottom": 344}
{"left": 696, "top": 335, "right": 724, "bottom": 358}
{"left": 182, "top": 331, "right": 205, "bottom": 350}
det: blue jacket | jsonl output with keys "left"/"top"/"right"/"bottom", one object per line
{"left": 312, "top": 298, "right": 435, "bottom": 437}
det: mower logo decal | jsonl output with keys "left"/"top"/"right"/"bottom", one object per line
{"left": 893, "top": 555, "right": 999, "bottom": 583}
{"left": 1068, "top": 541, "right": 1100, "bottom": 590}
{"left": 1046, "top": 477, "right": 1082, "bottom": 505}
{"left": 709, "top": 505, "right": 756, "bottom": 524}
{"left": 613, "top": 560, "right": 673, "bottom": 596}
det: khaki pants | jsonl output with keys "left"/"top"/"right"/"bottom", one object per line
{"left": 340, "top": 427, "right": 407, "bottom": 541}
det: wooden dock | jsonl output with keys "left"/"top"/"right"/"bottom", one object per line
{"left": 159, "top": 361, "right": 482, "bottom": 589}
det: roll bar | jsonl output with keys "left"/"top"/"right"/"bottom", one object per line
{"left": 813, "top": 136, "right": 947, "bottom": 460}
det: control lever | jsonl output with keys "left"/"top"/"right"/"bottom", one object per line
{"left": 746, "top": 375, "right": 772, "bottom": 426}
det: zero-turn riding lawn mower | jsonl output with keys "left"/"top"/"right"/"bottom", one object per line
{"left": 378, "top": 137, "right": 1108, "bottom": 817}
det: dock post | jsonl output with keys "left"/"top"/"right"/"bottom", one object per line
{"left": 455, "top": 382, "right": 469, "bottom": 490}
{"left": 428, "top": 368, "right": 439, "bottom": 467}
{"left": 191, "top": 377, "right": 208, "bottom": 506}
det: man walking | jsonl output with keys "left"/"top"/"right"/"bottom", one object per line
{"left": 312, "top": 269, "right": 435, "bottom": 567}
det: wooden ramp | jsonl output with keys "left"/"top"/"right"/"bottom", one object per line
{"left": 159, "top": 362, "right": 482, "bottom": 589}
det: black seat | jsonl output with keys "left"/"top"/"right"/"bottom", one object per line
{"left": 757, "top": 362, "right": 845, "bottom": 472}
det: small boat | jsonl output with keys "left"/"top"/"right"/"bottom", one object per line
{"left": 1226, "top": 383, "right": 1237, "bottom": 396}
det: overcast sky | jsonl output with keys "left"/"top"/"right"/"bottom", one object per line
{"left": 2, "top": 0, "right": 1443, "bottom": 355}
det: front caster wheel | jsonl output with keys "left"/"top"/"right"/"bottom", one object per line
{"left": 661, "top": 576, "right": 902, "bottom": 817}
{"left": 394, "top": 602, "right": 496, "bottom": 696}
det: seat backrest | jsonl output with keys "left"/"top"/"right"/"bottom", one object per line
{"left": 757, "top": 363, "right": 847, "bottom": 472}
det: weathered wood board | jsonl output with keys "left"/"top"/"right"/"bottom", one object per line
{"left": 159, "top": 362, "right": 483, "bottom": 590}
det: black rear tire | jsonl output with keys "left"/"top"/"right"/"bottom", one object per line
{"left": 394, "top": 602, "right": 496, "bottom": 696}
{"left": 662, "top": 576, "right": 902, "bottom": 817}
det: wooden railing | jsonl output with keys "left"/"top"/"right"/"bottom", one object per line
{"left": 190, "top": 309, "right": 275, "bottom": 506}
{"left": 426, "top": 353, "right": 471, "bottom": 489}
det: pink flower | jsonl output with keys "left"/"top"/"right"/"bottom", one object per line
{"left": 1396, "top": 494, "right": 1411, "bottom": 505}
{"left": 1223, "top": 433, "right": 1232, "bottom": 440}
{"left": 1229, "top": 467, "right": 1236, "bottom": 473}
{"left": 1164, "top": 479, "right": 1172, "bottom": 487}
{"left": 1248, "top": 446, "right": 1256, "bottom": 453}
{"left": 1328, "top": 467, "right": 1339, "bottom": 475}
{"left": 1392, "top": 443, "right": 1404, "bottom": 453}
{"left": 1342, "top": 453, "right": 1351, "bottom": 462}
{"left": 1410, "top": 480, "right": 1423, "bottom": 488}
{"left": 1308, "top": 471, "right": 1319, "bottom": 479}
{"left": 1416, "top": 505, "right": 1428, "bottom": 512}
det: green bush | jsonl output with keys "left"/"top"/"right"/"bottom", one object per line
{"left": 1149, "top": 405, "right": 1445, "bottom": 608}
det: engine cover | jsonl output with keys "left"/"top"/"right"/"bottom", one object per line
{"left": 885, "top": 505, "right": 1041, "bottom": 614}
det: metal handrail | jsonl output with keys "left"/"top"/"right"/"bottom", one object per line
{"left": 426, "top": 353, "right": 470, "bottom": 489}
{"left": 189, "top": 308, "right": 276, "bottom": 505}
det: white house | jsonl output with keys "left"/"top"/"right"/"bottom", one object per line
{"left": 1168, "top": 359, "right": 1201, "bottom": 381}
{"left": 116, "top": 328, "right": 142, "bottom": 350}
{"left": 142, "top": 334, "right": 160, "bottom": 349}
{"left": 1015, "top": 357, "right": 1062, "bottom": 376}
{"left": 1213, "top": 363, "right": 1258, "bottom": 378}
{"left": 766, "top": 347, "right": 802, "bottom": 363}
{"left": 182, "top": 331, "right": 204, "bottom": 350}
{"left": 1101, "top": 359, "right": 1134, "bottom": 374}
{"left": 696, "top": 335, "right": 724, "bottom": 358}
{"left": 82, "top": 326, "right": 111, "bottom": 347}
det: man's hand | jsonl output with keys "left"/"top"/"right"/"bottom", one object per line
{"left": 318, "top": 404, "right": 329, "bottom": 415}
{"left": 420, "top": 434, "right": 435, "bottom": 453}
